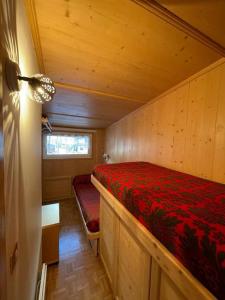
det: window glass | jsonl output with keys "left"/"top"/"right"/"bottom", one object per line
{"left": 43, "top": 133, "right": 92, "bottom": 158}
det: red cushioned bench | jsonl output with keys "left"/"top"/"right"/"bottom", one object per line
{"left": 72, "top": 174, "right": 100, "bottom": 254}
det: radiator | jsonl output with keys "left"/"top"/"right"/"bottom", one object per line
{"left": 37, "top": 263, "right": 47, "bottom": 300}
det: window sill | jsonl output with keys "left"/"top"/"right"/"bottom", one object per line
{"left": 43, "top": 155, "right": 92, "bottom": 160}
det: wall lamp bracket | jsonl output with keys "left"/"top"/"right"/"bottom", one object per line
{"left": 103, "top": 153, "right": 110, "bottom": 162}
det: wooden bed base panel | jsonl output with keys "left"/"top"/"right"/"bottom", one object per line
{"left": 91, "top": 175, "right": 216, "bottom": 300}
{"left": 73, "top": 189, "right": 99, "bottom": 255}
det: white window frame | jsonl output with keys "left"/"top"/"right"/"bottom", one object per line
{"left": 43, "top": 131, "right": 93, "bottom": 159}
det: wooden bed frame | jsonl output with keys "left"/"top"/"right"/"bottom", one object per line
{"left": 91, "top": 175, "right": 216, "bottom": 300}
{"left": 73, "top": 188, "right": 99, "bottom": 256}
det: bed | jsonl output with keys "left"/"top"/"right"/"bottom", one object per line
{"left": 92, "top": 162, "right": 225, "bottom": 300}
{"left": 72, "top": 174, "right": 100, "bottom": 254}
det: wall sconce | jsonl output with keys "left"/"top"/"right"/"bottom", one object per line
{"left": 103, "top": 153, "right": 110, "bottom": 162}
{"left": 5, "top": 59, "right": 56, "bottom": 103}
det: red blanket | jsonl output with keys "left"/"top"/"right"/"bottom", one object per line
{"left": 73, "top": 174, "right": 100, "bottom": 233}
{"left": 93, "top": 162, "right": 225, "bottom": 299}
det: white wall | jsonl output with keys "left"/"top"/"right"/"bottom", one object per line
{"left": 2, "top": 0, "right": 42, "bottom": 299}
{"left": 17, "top": 1, "right": 42, "bottom": 299}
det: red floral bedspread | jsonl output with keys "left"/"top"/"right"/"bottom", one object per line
{"left": 93, "top": 162, "right": 225, "bottom": 299}
{"left": 73, "top": 174, "right": 100, "bottom": 233}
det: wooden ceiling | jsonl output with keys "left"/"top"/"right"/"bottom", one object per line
{"left": 25, "top": 0, "right": 225, "bottom": 128}
{"left": 155, "top": 0, "right": 225, "bottom": 48}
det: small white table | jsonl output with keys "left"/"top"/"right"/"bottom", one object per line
{"left": 42, "top": 203, "right": 60, "bottom": 264}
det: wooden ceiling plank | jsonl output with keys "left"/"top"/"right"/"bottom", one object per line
{"left": 35, "top": 0, "right": 221, "bottom": 101}
{"left": 54, "top": 81, "right": 146, "bottom": 104}
{"left": 25, "top": 0, "right": 224, "bottom": 129}
{"left": 132, "top": 0, "right": 225, "bottom": 56}
{"left": 43, "top": 87, "right": 143, "bottom": 126}
{"left": 25, "top": 0, "right": 224, "bottom": 85}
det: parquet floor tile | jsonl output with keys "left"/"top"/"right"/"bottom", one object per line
{"left": 46, "top": 199, "right": 113, "bottom": 300}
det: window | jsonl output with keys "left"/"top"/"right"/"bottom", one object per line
{"left": 43, "top": 132, "right": 92, "bottom": 159}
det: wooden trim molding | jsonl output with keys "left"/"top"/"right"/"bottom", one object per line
{"left": 132, "top": 0, "right": 225, "bottom": 57}
{"left": 24, "top": 0, "right": 45, "bottom": 72}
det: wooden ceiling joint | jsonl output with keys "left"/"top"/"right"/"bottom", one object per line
{"left": 54, "top": 82, "right": 146, "bottom": 104}
{"left": 46, "top": 112, "right": 115, "bottom": 122}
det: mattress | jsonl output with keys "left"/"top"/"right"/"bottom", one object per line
{"left": 73, "top": 174, "right": 100, "bottom": 233}
{"left": 93, "top": 162, "right": 225, "bottom": 299}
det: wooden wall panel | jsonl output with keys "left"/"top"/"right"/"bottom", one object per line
{"left": 184, "top": 68, "right": 221, "bottom": 179}
{"left": 117, "top": 222, "right": 150, "bottom": 300}
{"left": 43, "top": 176, "right": 71, "bottom": 201}
{"left": 106, "top": 59, "right": 225, "bottom": 184}
{"left": 159, "top": 271, "right": 186, "bottom": 300}
{"left": 213, "top": 66, "right": 225, "bottom": 182}
{"left": 42, "top": 129, "right": 105, "bottom": 201}
{"left": 100, "top": 197, "right": 118, "bottom": 288}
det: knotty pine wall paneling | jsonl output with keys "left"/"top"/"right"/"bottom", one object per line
{"left": 42, "top": 129, "right": 105, "bottom": 202}
{"left": 106, "top": 59, "right": 225, "bottom": 184}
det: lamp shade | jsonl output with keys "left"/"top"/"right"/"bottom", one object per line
{"left": 30, "top": 74, "right": 56, "bottom": 103}
{"left": 5, "top": 59, "right": 56, "bottom": 104}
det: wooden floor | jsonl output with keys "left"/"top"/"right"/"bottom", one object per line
{"left": 46, "top": 199, "right": 113, "bottom": 300}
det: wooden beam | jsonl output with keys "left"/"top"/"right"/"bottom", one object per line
{"left": 132, "top": 0, "right": 225, "bottom": 57}
{"left": 54, "top": 81, "right": 146, "bottom": 103}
